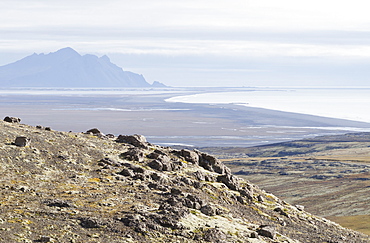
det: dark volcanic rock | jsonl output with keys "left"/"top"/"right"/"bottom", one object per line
{"left": 147, "top": 160, "right": 164, "bottom": 171}
{"left": 120, "top": 148, "right": 145, "bottom": 162}
{"left": 4, "top": 116, "right": 21, "bottom": 123}
{"left": 203, "top": 228, "right": 227, "bottom": 243}
{"left": 86, "top": 128, "right": 103, "bottom": 136}
{"left": 200, "top": 204, "right": 220, "bottom": 216}
{"left": 116, "top": 134, "right": 148, "bottom": 148}
{"left": 217, "top": 174, "right": 240, "bottom": 191}
{"left": 181, "top": 149, "right": 200, "bottom": 164}
{"left": 45, "top": 199, "right": 74, "bottom": 208}
{"left": 14, "top": 136, "right": 31, "bottom": 147}
{"left": 79, "top": 217, "right": 105, "bottom": 228}
{"left": 258, "top": 225, "right": 276, "bottom": 239}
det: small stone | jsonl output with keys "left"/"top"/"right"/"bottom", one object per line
{"left": 170, "top": 188, "right": 182, "bottom": 195}
{"left": 239, "top": 189, "right": 253, "bottom": 200}
{"left": 236, "top": 196, "right": 244, "bottom": 204}
{"left": 250, "top": 232, "right": 259, "bottom": 238}
{"left": 39, "top": 236, "right": 54, "bottom": 242}
{"left": 274, "top": 207, "right": 289, "bottom": 217}
{"left": 296, "top": 205, "right": 305, "bottom": 211}
{"left": 45, "top": 199, "right": 74, "bottom": 208}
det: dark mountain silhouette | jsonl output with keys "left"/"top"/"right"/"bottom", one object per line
{"left": 0, "top": 47, "right": 163, "bottom": 87}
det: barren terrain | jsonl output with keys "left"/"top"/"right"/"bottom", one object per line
{"left": 0, "top": 119, "right": 369, "bottom": 242}
{"left": 202, "top": 133, "right": 370, "bottom": 236}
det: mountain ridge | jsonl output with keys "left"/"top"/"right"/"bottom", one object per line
{"left": 0, "top": 48, "right": 164, "bottom": 87}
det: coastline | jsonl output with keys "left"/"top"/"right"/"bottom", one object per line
{"left": 166, "top": 87, "right": 370, "bottom": 124}
{"left": 1, "top": 87, "right": 370, "bottom": 147}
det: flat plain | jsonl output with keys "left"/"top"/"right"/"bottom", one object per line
{"left": 1, "top": 88, "right": 370, "bottom": 147}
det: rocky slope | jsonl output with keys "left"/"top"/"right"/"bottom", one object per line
{"left": 0, "top": 118, "right": 369, "bottom": 242}
{"left": 202, "top": 133, "right": 370, "bottom": 235}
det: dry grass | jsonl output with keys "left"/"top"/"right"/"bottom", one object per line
{"left": 327, "top": 215, "right": 370, "bottom": 236}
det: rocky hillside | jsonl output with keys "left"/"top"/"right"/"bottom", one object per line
{"left": 0, "top": 117, "right": 369, "bottom": 243}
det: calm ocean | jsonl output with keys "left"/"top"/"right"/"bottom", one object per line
{"left": 166, "top": 87, "right": 370, "bottom": 124}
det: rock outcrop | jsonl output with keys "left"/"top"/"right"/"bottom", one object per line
{"left": 0, "top": 118, "right": 369, "bottom": 242}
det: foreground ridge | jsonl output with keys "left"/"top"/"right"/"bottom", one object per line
{"left": 0, "top": 118, "right": 369, "bottom": 242}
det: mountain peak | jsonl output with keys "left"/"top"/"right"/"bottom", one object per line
{"left": 0, "top": 48, "right": 160, "bottom": 87}
{"left": 99, "top": 55, "right": 110, "bottom": 62}
{"left": 52, "top": 47, "right": 80, "bottom": 58}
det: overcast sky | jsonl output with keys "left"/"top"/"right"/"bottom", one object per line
{"left": 2, "top": 0, "right": 370, "bottom": 86}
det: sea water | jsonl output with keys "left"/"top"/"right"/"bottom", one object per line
{"left": 166, "top": 87, "right": 370, "bottom": 124}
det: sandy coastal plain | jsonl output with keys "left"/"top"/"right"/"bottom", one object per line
{"left": 1, "top": 88, "right": 370, "bottom": 147}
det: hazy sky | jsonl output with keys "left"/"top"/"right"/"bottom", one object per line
{"left": 2, "top": 0, "right": 370, "bottom": 86}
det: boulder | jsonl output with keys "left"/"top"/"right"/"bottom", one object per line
{"left": 86, "top": 128, "right": 103, "bottom": 136}
{"left": 147, "top": 160, "right": 164, "bottom": 171}
{"left": 239, "top": 188, "right": 254, "bottom": 201}
{"left": 147, "top": 152, "right": 171, "bottom": 163}
{"left": 116, "top": 134, "right": 148, "bottom": 148}
{"left": 198, "top": 152, "right": 230, "bottom": 174}
{"left": 4, "top": 116, "right": 21, "bottom": 123}
{"left": 203, "top": 228, "right": 227, "bottom": 243}
{"left": 257, "top": 225, "right": 276, "bottom": 239}
{"left": 120, "top": 148, "right": 145, "bottom": 162}
{"left": 118, "top": 168, "right": 135, "bottom": 177}
{"left": 120, "top": 214, "right": 147, "bottom": 233}
{"left": 45, "top": 199, "right": 74, "bottom": 208}
{"left": 180, "top": 149, "right": 199, "bottom": 164}
{"left": 217, "top": 174, "right": 240, "bottom": 191}
{"left": 200, "top": 204, "right": 219, "bottom": 216}
{"left": 15, "top": 137, "right": 31, "bottom": 147}
{"left": 79, "top": 217, "right": 105, "bottom": 228}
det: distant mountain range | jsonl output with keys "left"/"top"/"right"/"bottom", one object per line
{"left": 0, "top": 47, "right": 165, "bottom": 87}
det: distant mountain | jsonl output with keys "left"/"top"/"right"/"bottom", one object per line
{"left": 0, "top": 47, "right": 163, "bottom": 87}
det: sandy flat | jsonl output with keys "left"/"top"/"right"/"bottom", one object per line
{"left": 1, "top": 89, "right": 370, "bottom": 147}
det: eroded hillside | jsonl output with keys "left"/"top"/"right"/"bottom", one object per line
{"left": 0, "top": 119, "right": 369, "bottom": 242}
{"left": 206, "top": 133, "right": 370, "bottom": 236}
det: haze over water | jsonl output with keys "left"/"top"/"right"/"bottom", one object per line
{"left": 167, "top": 87, "right": 370, "bottom": 124}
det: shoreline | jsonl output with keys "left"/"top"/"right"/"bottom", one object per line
{"left": 166, "top": 87, "right": 370, "bottom": 124}
{"left": 1, "top": 87, "right": 370, "bottom": 147}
